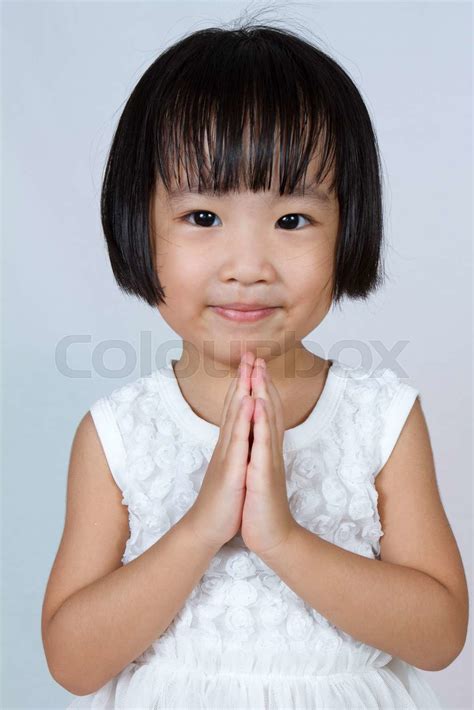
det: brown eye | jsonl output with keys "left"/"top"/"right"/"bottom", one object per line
{"left": 277, "top": 214, "right": 312, "bottom": 230}
{"left": 182, "top": 211, "right": 313, "bottom": 230}
{"left": 184, "top": 211, "right": 221, "bottom": 227}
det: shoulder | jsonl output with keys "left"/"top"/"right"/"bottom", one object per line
{"left": 91, "top": 369, "right": 166, "bottom": 429}
{"left": 334, "top": 360, "right": 419, "bottom": 421}
{"left": 331, "top": 361, "right": 420, "bottom": 471}
{"left": 334, "top": 360, "right": 418, "bottom": 397}
{"left": 106, "top": 370, "right": 162, "bottom": 409}
{"left": 88, "top": 369, "right": 168, "bottom": 489}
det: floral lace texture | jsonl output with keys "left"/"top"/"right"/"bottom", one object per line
{"left": 67, "top": 360, "right": 444, "bottom": 709}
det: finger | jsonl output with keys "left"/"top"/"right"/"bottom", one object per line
{"left": 221, "top": 360, "right": 253, "bottom": 451}
{"left": 251, "top": 361, "right": 277, "bottom": 436}
{"left": 220, "top": 354, "right": 251, "bottom": 427}
{"left": 250, "top": 359, "right": 268, "bottom": 401}
{"left": 248, "top": 398, "right": 272, "bottom": 490}
{"left": 255, "top": 384, "right": 280, "bottom": 466}
{"left": 251, "top": 363, "right": 283, "bottom": 463}
{"left": 241, "top": 350, "right": 256, "bottom": 368}
{"left": 263, "top": 373, "right": 285, "bottom": 449}
{"left": 226, "top": 394, "right": 255, "bottom": 472}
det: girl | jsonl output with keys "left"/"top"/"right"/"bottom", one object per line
{"left": 41, "top": 19, "right": 468, "bottom": 710}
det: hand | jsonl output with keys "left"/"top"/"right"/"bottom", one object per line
{"left": 185, "top": 351, "right": 256, "bottom": 552}
{"left": 240, "top": 358, "right": 298, "bottom": 558}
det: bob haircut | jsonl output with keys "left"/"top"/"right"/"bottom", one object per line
{"left": 100, "top": 21, "right": 386, "bottom": 309}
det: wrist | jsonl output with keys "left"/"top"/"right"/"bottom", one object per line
{"left": 255, "top": 520, "right": 301, "bottom": 564}
{"left": 179, "top": 509, "right": 223, "bottom": 557}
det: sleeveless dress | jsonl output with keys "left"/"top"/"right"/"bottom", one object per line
{"left": 66, "top": 358, "right": 444, "bottom": 709}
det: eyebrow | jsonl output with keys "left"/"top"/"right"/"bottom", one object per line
{"left": 166, "top": 183, "right": 333, "bottom": 206}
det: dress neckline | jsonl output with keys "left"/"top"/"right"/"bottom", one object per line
{"left": 153, "top": 357, "right": 347, "bottom": 451}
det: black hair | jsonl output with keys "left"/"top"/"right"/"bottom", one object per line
{"left": 100, "top": 18, "right": 386, "bottom": 310}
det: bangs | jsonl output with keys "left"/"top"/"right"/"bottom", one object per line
{"left": 101, "top": 23, "right": 385, "bottom": 308}
{"left": 151, "top": 27, "right": 338, "bottom": 196}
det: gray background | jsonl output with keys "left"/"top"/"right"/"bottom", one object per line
{"left": 2, "top": 0, "right": 472, "bottom": 708}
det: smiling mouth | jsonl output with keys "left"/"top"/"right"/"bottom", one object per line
{"left": 209, "top": 305, "right": 279, "bottom": 323}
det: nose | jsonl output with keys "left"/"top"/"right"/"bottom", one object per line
{"left": 217, "top": 229, "right": 276, "bottom": 285}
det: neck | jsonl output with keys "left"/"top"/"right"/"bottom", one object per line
{"left": 172, "top": 344, "right": 331, "bottom": 430}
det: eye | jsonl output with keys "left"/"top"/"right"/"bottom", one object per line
{"left": 277, "top": 214, "right": 313, "bottom": 230}
{"left": 182, "top": 211, "right": 314, "bottom": 229}
{"left": 183, "top": 211, "right": 222, "bottom": 228}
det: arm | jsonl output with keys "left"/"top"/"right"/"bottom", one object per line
{"left": 262, "top": 523, "right": 461, "bottom": 671}
{"left": 46, "top": 513, "right": 217, "bottom": 696}
{"left": 259, "top": 399, "right": 469, "bottom": 672}
{"left": 42, "top": 412, "right": 219, "bottom": 697}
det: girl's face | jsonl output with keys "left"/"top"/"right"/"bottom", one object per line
{"left": 152, "top": 166, "right": 340, "bottom": 373}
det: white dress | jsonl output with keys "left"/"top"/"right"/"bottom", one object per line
{"left": 66, "top": 358, "right": 444, "bottom": 709}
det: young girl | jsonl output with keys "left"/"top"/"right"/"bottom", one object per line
{"left": 41, "top": 19, "right": 468, "bottom": 710}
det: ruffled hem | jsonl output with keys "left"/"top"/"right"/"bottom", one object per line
{"left": 66, "top": 656, "right": 443, "bottom": 709}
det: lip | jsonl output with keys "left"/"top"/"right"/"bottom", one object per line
{"left": 210, "top": 306, "right": 279, "bottom": 323}
{"left": 213, "top": 302, "right": 276, "bottom": 311}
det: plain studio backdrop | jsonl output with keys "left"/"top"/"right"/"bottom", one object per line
{"left": 2, "top": 1, "right": 472, "bottom": 708}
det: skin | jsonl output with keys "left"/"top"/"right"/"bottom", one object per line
{"left": 150, "top": 193, "right": 469, "bottom": 671}
{"left": 151, "top": 164, "right": 340, "bottom": 433}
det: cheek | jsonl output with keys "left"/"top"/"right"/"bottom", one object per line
{"left": 281, "top": 242, "right": 336, "bottom": 328}
{"left": 287, "top": 243, "right": 335, "bottom": 296}
{"left": 155, "top": 241, "right": 209, "bottom": 310}
{"left": 155, "top": 234, "right": 188, "bottom": 276}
